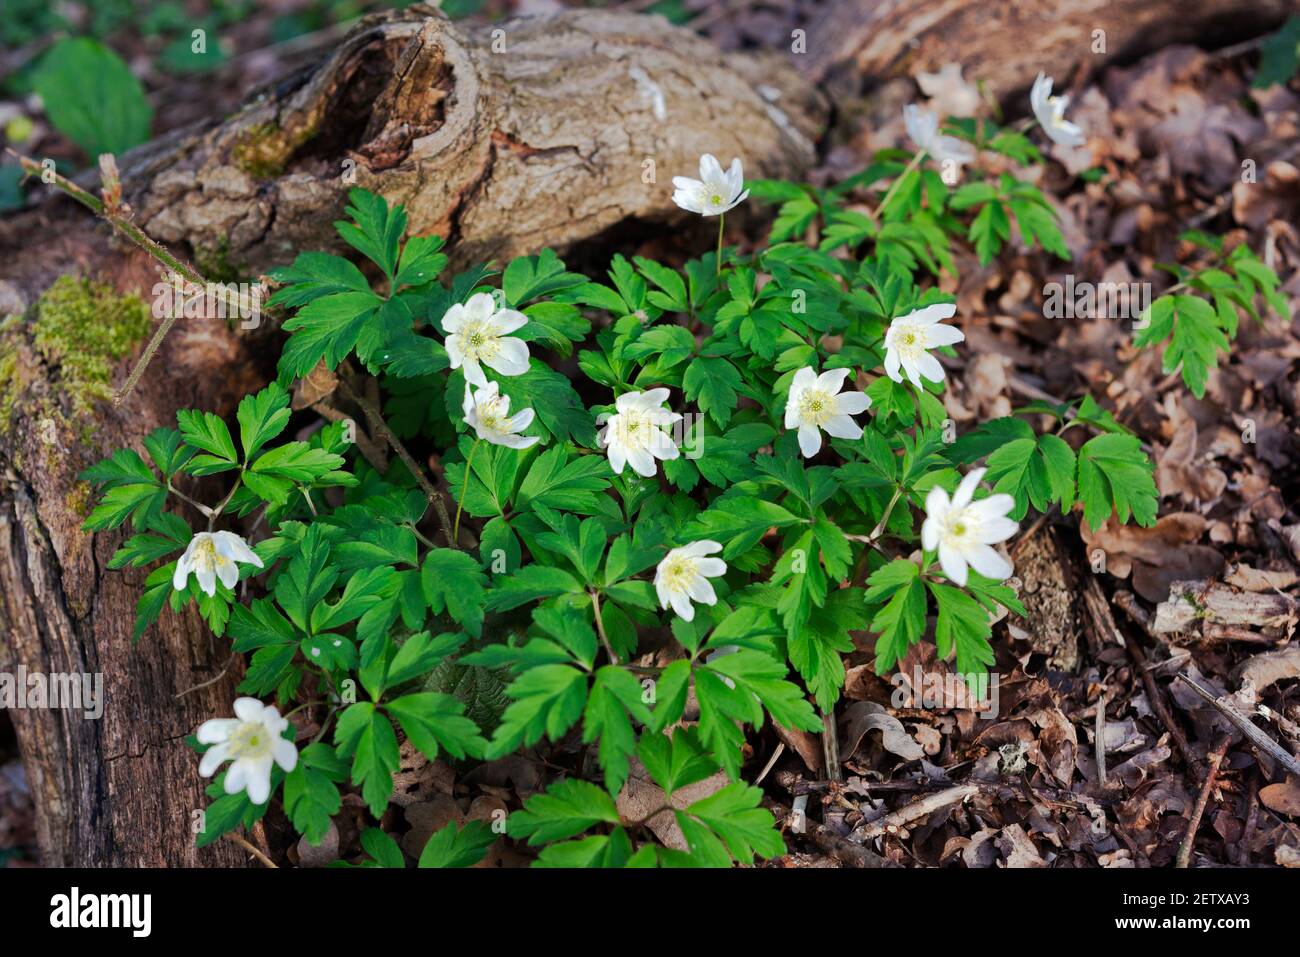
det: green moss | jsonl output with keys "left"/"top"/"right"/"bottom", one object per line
{"left": 0, "top": 275, "right": 152, "bottom": 440}
{"left": 232, "top": 122, "right": 315, "bottom": 180}
{"left": 193, "top": 238, "right": 243, "bottom": 284}
{"left": 65, "top": 480, "right": 92, "bottom": 518}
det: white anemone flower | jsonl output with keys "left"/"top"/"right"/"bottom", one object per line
{"left": 197, "top": 697, "right": 298, "bottom": 805}
{"left": 442, "top": 292, "right": 530, "bottom": 387}
{"left": 655, "top": 541, "right": 727, "bottom": 622}
{"left": 173, "top": 530, "right": 264, "bottom": 597}
{"left": 883, "top": 303, "right": 965, "bottom": 388}
{"left": 598, "top": 388, "right": 681, "bottom": 477}
{"left": 462, "top": 381, "right": 539, "bottom": 450}
{"left": 921, "top": 467, "right": 1019, "bottom": 587}
{"left": 784, "top": 367, "right": 872, "bottom": 459}
{"left": 671, "top": 154, "right": 748, "bottom": 217}
{"left": 1030, "top": 73, "right": 1085, "bottom": 148}
{"left": 903, "top": 104, "right": 976, "bottom": 168}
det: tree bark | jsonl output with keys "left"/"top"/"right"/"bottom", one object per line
{"left": 0, "top": 7, "right": 825, "bottom": 867}
{"left": 803, "top": 0, "right": 1296, "bottom": 100}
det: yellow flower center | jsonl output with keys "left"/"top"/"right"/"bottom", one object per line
{"left": 614, "top": 409, "right": 654, "bottom": 449}
{"left": 460, "top": 319, "right": 501, "bottom": 361}
{"left": 191, "top": 536, "right": 230, "bottom": 574}
{"left": 660, "top": 556, "right": 697, "bottom": 592}
{"left": 939, "top": 508, "right": 980, "bottom": 549}
{"left": 797, "top": 388, "right": 835, "bottom": 426}
{"left": 890, "top": 323, "right": 928, "bottom": 361}
{"left": 228, "top": 721, "right": 274, "bottom": 760}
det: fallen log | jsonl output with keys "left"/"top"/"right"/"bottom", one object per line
{"left": 803, "top": 0, "right": 1297, "bottom": 101}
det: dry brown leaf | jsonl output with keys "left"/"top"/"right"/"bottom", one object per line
{"left": 1259, "top": 781, "right": 1300, "bottom": 818}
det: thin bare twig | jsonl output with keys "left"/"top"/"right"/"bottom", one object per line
{"left": 338, "top": 374, "right": 458, "bottom": 548}
{"left": 849, "top": 785, "right": 980, "bottom": 843}
{"left": 225, "top": 832, "right": 278, "bottom": 868}
{"left": 1176, "top": 735, "right": 1231, "bottom": 868}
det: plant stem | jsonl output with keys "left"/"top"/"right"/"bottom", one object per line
{"left": 715, "top": 212, "right": 725, "bottom": 276}
{"left": 876, "top": 150, "right": 926, "bottom": 219}
{"left": 590, "top": 589, "right": 618, "bottom": 665}
{"left": 453, "top": 438, "right": 481, "bottom": 543}
{"left": 339, "top": 375, "right": 458, "bottom": 548}
{"left": 867, "top": 486, "right": 904, "bottom": 541}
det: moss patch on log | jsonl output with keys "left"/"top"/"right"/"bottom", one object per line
{"left": 0, "top": 275, "right": 152, "bottom": 441}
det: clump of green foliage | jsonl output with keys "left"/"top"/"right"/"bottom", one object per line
{"left": 83, "top": 117, "right": 1166, "bottom": 867}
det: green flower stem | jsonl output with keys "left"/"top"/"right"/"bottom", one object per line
{"left": 453, "top": 438, "right": 482, "bottom": 544}
{"left": 876, "top": 150, "right": 926, "bottom": 219}
{"left": 715, "top": 212, "right": 725, "bottom": 276}
{"left": 590, "top": 589, "right": 618, "bottom": 665}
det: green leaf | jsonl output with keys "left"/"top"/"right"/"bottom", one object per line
{"left": 866, "top": 560, "right": 927, "bottom": 673}
{"left": 683, "top": 495, "right": 803, "bottom": 559}
{"left": 510, "top": 778, "right": 620, "bottom": 845}
{"left": 486, "top": 664, "right": 587, "bottom": 758}
{"left": 682, "top": 357, "right": 742, "bottom": 427}
{"left": 33, "top": 39, "right": 152, "bottom": 158}
{"left": 336, "top": 189, "right": 405, "bottom": 279}
{"left": 394, "top": 234, "right": 448, "bottom": 288}
{"left": 418, "top": 820, "right": 496, "bottom": 868}
{"left": 387, "top": 692, "right": 485, "bottom": 761}
{"left": 237, "top": 383, "right": 292, "bottom": 461}
{"left": 278, "top": 290, "right": 382, "bottom": 380}
{"left": 969, "top": 200, "right": 1010, "bottom": 265}
{"left": 83, "top": 482, "right": 165, "bottom": 532}
{"left": 928, "top": 581, "right": 996, "bottom": 677}
{"left": 421, "top": 548, "right": 487, "bottom": 636}
{"left": 177, "top": 408, "right": 238, "bottom": 468}
{"left": 360, "top": 827, "right": 405, "bottom": 868}
{"left": 1254, "top": 15, "right": 1300, "bottom": 88}
{"left": 637, "top": 728, "right": 719, "bottom": 796}
{"left": 1076, "top": 433, "right": 1158, "bottom": 531}
{"left": 503, "top": 248, "right": 586, "bottom": 305}
{"left": 283, "top": 743, "right": 345, "bottom": 846}
{"left": 484, "top": 564, "right": 584, "bottom": 613}
{"left": 583, "top": 666, "right": 653, "bottom": 794}
{"left": 678, "top": 781, "right": 785, "bottom": 862}
{"left": 333, "top": 702, "right": 401, "bottom": 817}
{"left": 1133, "top": 294, "right": 1228, "bottom": 398}
{"left": 267, "top": 252, "right": 371, "bottom": 309}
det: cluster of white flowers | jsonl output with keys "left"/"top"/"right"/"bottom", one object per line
{"left": 904, "top": 71, "right": 1085, "bottom": 165}
{"left": 664, "top": 150, "right": 1018, "bottom": 612}
{"left": 185, "top": 142, "right": 1034, "bottom": 803}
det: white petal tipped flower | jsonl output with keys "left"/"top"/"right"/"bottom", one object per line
{"left": 671, "top": 153, "right": 749, "bottom": 217}
{"left": 441, "top": 292, "right": 530, "bottom": 388}
{"left": 883, "top": 303, "right": 965, "bottom": 388}
{"left": 784, "top": 367, "right": 872, "bottom": 459}
{"left": 196, "top": 697, "right": 298, "bottom": 805}
{"left": 903, "top": 104, "right": 976, "bottom": 168}
{"left": 655, "top": 540, "right": 727, "bottom": 622}
{"left": 1030, "top": 73, "right": 1085, "bottom": 148}
{"left": 463, "top": 381, "right": 540, "bottom": 450}
{"left": 173, "top": 530, "right": 264, "bottom": 597}
{"left": 598, "top": 388, "right": 681, "bottom": 478}
{"left": 921, "top": 467, "right": 1019, "bottom": 587}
